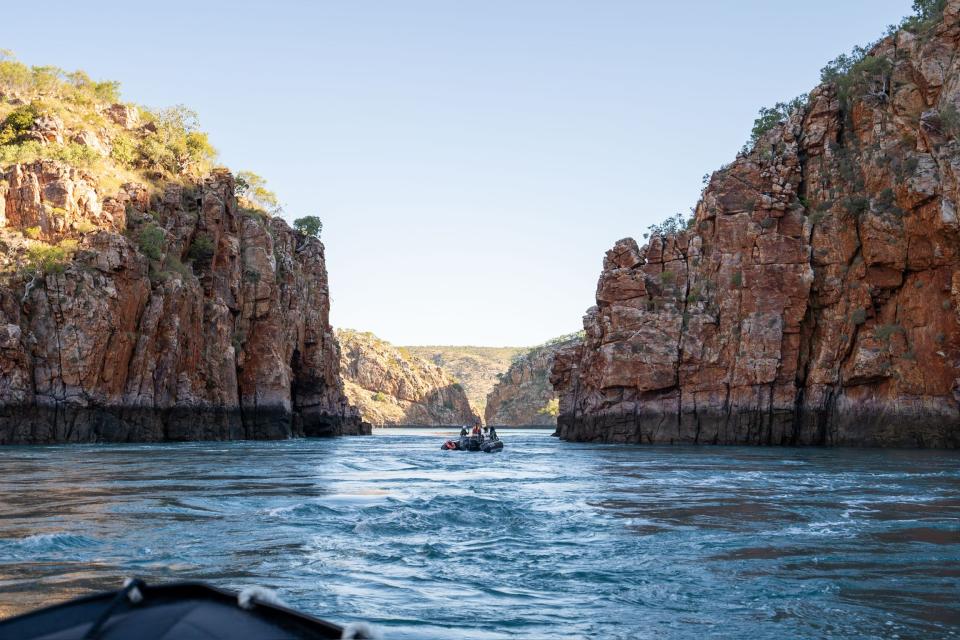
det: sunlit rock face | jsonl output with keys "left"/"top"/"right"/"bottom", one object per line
{"left": 337, "top": 329, "right": 480, "bottom": 427}
{"left": 485, "top": 338, "right": 579, "bottom": 427}
{"left": 552, "top": 6, "right": 960, "bottom": 448}
{"left": 0, "top": 166, "right": 366, "bottom": 443}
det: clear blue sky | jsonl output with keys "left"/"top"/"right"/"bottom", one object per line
{"left": 4, "top": 0, "right": 913, "bottom": 346}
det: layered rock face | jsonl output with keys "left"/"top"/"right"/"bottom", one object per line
{"left": 338, "top": 330, "right": 480, "bottom": 426}
{"left": 0, "top": 163, "right": 366, "bottom": 442}
{"left": 485, "top": 337, "right": 579, "bottom": 426}
{"left": 553, "top": 7, "right": 960, "bottom": 448}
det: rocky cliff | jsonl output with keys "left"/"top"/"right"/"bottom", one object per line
{"left": 0, "top": 60, "right": 365, "bottom": 443}
{"left": 338, "top": 329, "right": 480, "bottom": 426}
{"left": 552, "top": 4, "right": 960, "bottom": 448}
{"left": 485, "top": 335, "right": 580, "bottom": 426}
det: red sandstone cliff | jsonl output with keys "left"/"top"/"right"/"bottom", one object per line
{"left": 0, "top": 163, "right": 366, "bottom": 442}
{"left": 552, "top": 4, "right": 960, "bottom": 447}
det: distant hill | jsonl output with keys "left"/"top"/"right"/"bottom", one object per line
{"left": 402, "top": 346, "right": 526, "bottom": 417}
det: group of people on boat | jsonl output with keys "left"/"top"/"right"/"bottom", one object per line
{"left": 442, "top": 421, "right": 503, "bottom": 451}
{"left": 460, "top": 422, "right": 498, "bottom": 442}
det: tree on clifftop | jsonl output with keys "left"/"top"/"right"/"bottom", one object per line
{"left": 235, "top": 170, "right": 280, "bottom": 214}
{"left": 293, "top": 216, "right": 323, "bottom": 238}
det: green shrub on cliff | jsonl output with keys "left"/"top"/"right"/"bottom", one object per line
{"left": 842, "top": 195, "right": 871, "bottom": 218}
{"left": 54, "top": 143, "right": 100, "bottom": 168}
{"left": 187, "top": 233, "right": 215, "bottom": 263}
{"left": 110, "top": 133, "right": 136, "bottom": 166}
{"left": 293, "top": 216, "right": 322, "bottom": 238}
{"left": 644, "top": 211, "right": 691, "bottom": 240}
{"left": 875, "top": 324, "right": 904, "bottom": 341}
{"left": 537, "top": 398, "right": 560, "bottom": 418}
{"left": 0, "top": 103, "right": 40, "bottom": 145}
{"left": 743, "top": 96, "right": 806, "bottom": 153}
{"left": 22, "top": 241, "right": 74, "bottom": 276}
{"left": 75, "top": 220, "right": 97, "bottom": 234}
{"left": 0, "top": 51, "right": 30, "bottom": 92}
{"left": 940, "top": 104, "right": 960, "bottom": 138}
{"left": 0, "top": 140, "right": 41, "bottom": 166}
{"left": 137, "top": 224, "right": 165, "bottom": 261}
{"left": 821, "top": 50, "right": 892, "bottom": 106}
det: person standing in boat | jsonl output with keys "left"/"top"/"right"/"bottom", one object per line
{"left": 460, "top": 425, "right": 468, "bottom": 437}
{"left": 488, "top": 425, "right": 498, "bottom": 441}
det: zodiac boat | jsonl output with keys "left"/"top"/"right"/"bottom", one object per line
{"left": 0, "top": 579, "right": 378, "bottom": 640}
{"left": 441, "top": 434, "right": 504, "bottom": 453}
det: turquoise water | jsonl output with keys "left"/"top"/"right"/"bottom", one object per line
{"left": 0, "top": 429, "right": 958, "bottom": 638}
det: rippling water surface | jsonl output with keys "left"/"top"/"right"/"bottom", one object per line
{"left": 1, "top": 429, "right": 958, "bottom": 638}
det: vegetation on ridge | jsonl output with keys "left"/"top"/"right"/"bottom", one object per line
{"left": 511, "top": 331, "right": 584, "bottom": 365}
{"left": 899, "top": 0, "right": 948, "bottom": 32}
{"left": 635, "top": 1, "right": 950, "bottom": 248}
{"left": 22, "top": 241, "right": 76, "bottom": 276}
{"left": 235, "top": 170, "right": 280, "bottom": 215}
{"left": 0, "top": 49, "right": 326, "bottom": 281}
{"left": 743, "top": 97, "right": 807, "bottom": 153}
{"left": 643, "top": 211, "right": 695, "bottom": 240}
{"left": 741, "top": 0, "right": 947, "bottom": 154}
{"left": 0, "top": 51, "right": 216, "bottom": 182}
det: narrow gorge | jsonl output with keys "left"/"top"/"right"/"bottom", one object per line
{"left": 551, "top": 3, "right": 960, "bottom": 448}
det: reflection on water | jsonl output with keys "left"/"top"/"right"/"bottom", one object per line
{"left": 0, "top": 430, "right": 958, "bottom": 638}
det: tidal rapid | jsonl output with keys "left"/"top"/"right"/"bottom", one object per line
{"left": 0, "top": 429, "right": 957, "bottom": 638}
